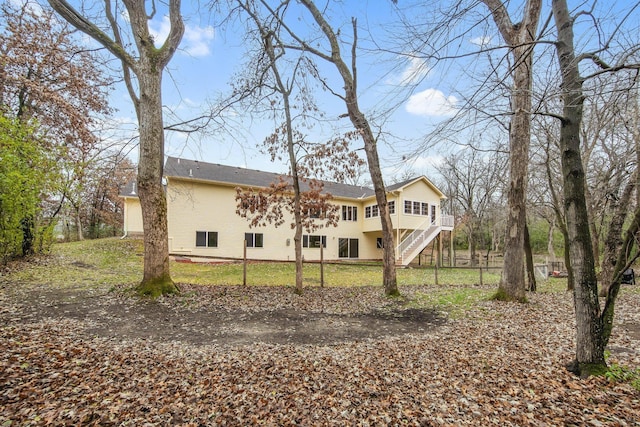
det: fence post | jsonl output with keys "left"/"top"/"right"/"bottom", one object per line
{"left": 243, "top": 239, "right": 247, "bottom": 286}
{"left": 320, "top": 243, "right": 324, "bottom": 287}
{"left": 435, "top": 262, "right": 439, "bottom": 285}
{"left": 479, "top": 266, "right": 483, "bottom": 286}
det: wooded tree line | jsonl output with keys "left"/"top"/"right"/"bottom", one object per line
{"left": 1, "top": 0, "right": 639, "bottom": 376}
{"left": 0, "top": 2, "right": 135, "bottom": 262}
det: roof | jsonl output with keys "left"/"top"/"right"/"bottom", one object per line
{"left": 119, "top": 156, "right": 445, "bottom": 200}
{"left": 120, "top": 180, "right": 138, "bottom": 197}
{"left": 164, "top": 157, "right": 375, "bottom": 199}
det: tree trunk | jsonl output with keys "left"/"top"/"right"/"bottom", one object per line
{"left": 363, "top": 128, "right": 398, "bottom": 296}
{"left": 496, "top": 47, "right": 531, "bottom": 302}
{"left": 547, "top": 219, "right": 556, "bottom": 264}
{"left": 134, "top": 61, "right": 177, "bottom": 297}
{"left": 297, "top": 1, "right": 398, "bottom": 296}
{"left": 47, "top": 0, "right": 184, "bottom": 297}
{"left": 561, "top": 225, "right": 574, "bottom": 291}
{"left": 599, "top": 176, "right": 635, "bottom": 297}
{"left": 468, "top": 227, "right": 478, "bottom": 267}
{"left": 601, "top": 205, "right": 640, "bottom": 347}
{"left": 480, "top": 0, "right": 542, "bottom": 303}
{"left": 75, "top": 204, "right": 84, "bottom": 241}
{"left": 552, "top": 0, "right": 606, "bottom": 377}
{"left": 524, "top": 222, "right": 536, "bottom": 292}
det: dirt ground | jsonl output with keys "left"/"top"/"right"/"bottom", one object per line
{"left": 3, "top": 284, "right": 446, "bottom": 347}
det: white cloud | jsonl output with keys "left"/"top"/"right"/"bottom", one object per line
{"left": 405, "top": 88, "right": 458, "bottom": 117}
{"left": 149, "top": 16, "right": 172, "bottom": 46}
{"left": 396, "top": 56, "right": 430, "bottom": 85}
{"left": 410, "top": 154, "right": 444, "bottom": 169}
{"left": 470, "top": 36, "right": 492, "bottom": 47}
{"left": 183, "top": 25, "right": 215, "bottom": 57}
{"left": 149, "top": 16, "right": 214, "bottom": 57}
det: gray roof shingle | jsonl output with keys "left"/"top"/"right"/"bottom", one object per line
{"left": 120, "top": 157, "right": 441, "bottom": 200}
{"left": 164, "top": 156, "right": 376, "bottom": 199}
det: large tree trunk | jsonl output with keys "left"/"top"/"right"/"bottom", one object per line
{"left": 496, "top": 47, "right": 532, "bottom": 302}
{"left": 135, "top": 70, "right": 177, "bottom": 297}
{"left": 481, "top": 0, "right": 542, "bottom": 302}
{"left": 552, "top": 0, "right": 606, "bottom": 377}
{"left": 599, "top": 175, "right": 636, "bottom": 297}
{"left": 361, "top": 124, "right": 398, "bottom": 296}
{"left": 48, "top": 0, "right": 184, "bottom": 297}
{"left": 601, "top": 205, "right": 640, "bottom": 347}
{"left": 524, "top": 222, "right": 536, "bottom": 292}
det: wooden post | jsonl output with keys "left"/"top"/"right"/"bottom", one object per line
{"left": 320, "top": 243, "right": 324, "bottom": 287}
{"left": 243, "top": 239, "right": 247, "bottom": 286}
{"left": 479, "top": 266, "right": 483, "bottom": 286}
{"left": 435, "top": 261, "right": 439, "bottom": 286}
{"left": 449, "top": 231, "right": 454, "bottom": 267}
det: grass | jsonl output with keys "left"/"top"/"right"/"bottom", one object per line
{"left": 7, "top": 238, "right": 144, "bottom": 290}
{"left": 4, "top": 237, "right": 581, "bottom": 312}
{"left": 409, "top": 287, "right": 493, "bottom": 318}
{"left": 172, "top": 260, "right": 504, "bottom": 287}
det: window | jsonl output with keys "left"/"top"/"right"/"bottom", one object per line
{"left": 366, "top": 202, "right": 393, "bottom": 217}
{"left": 196, "top": 231, "right": 218, "bottom": 247}
{"left": 404, "top": 199, "right": 430, "bottom": 216}
{"left": 245, "top": 233, "right": 263, "bottom": 248}
{"left": 413, "top": 201, "right": 421, "bottom": 215}
{"left": 303, "top": 235, "right": 326, "bottom": 248}
{"left": 376, "top": 237, "right": 384, "bottom": 249}
{"left": 388, "top": 200, "right": 395, "bottom": 215}
{"left": 342, "top": 205, "right": 357, "bottom": 221}
{"left": 338, "top": 238, "right": 359, "bottom": 258}
{"left": 308, "top": 208, "right": 322, "bottom": 219}
{"left": 431, "top": 204, "right": 436, "bottom": 223}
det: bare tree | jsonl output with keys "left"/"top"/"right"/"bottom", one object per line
{"left": 551, "top": 0, "right": 640, "bottom": 377}
{"left": 48, "top": 0, "right": 185, "bottom": 296}
{"left": 388, "top": 0, "right": 541, "bottom": 299}
{"left": 436, "top": 148, "right": 507, "bottom": 266}
{"left": 232, "top": 1, "right": 364, "bottom": 294}
{"left": 272, "top": 0, "right": 400, "bottom": 296}
{"left": 479, "top": 0, "right": 542, "bottom": 302}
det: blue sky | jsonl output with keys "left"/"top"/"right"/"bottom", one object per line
{"left": 92, "top": 0, "right": 639, "bottom": 183}
{"left": 100, "top": 0, "right": 468, "bottom": 182}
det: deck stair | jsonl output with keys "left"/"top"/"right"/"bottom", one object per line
{"left": 396, "top": 223, "right": 440, "bottom": 266}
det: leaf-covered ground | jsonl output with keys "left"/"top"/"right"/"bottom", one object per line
{"left": 1, "top": 276, "right": 639, "bottom": 425}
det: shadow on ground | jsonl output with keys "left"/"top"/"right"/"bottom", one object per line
{"left": 4, "top": 286, "right": 446, "bottom": 346}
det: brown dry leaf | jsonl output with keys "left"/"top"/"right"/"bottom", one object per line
{"left": 1, "top": 282, "right": 639, "bottom": 426}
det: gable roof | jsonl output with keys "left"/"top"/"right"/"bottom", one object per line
{"left": 385, "top": 176, "right": 446, "bottom": 199}
{"left": 120, "top": 156, "right": 446, "bottom": 200}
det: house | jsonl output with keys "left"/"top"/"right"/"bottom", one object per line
{"left": 120, "top": 157, "right": 454, "bottom": 265}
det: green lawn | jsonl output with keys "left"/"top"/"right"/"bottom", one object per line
{"left": 171, "top": 260, "right": 504, "bottom": 287}
{"left": 11, "top": 237, "right": 578, "bottom": 294}
{"left": 55, "top": 236, "right": 502, "bottom": 287}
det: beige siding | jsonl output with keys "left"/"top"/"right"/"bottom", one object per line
{"left": 398, "top": 181, "right": 441, "bottom": 229}
{"left": 362, "top": 179, "right": 444, "bottom": 232}
{"left": 123, "top": 197, "right": 143, "bottom": 235}
{"left": 121, "top": 174, "right": 447, "bottom": 262}
{"left": 166, "top": 179, "right": 376, "bottom": 261}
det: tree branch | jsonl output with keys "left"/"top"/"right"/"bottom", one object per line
{"left": 47, "top": 0, "right": 136, "bottom": 68}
